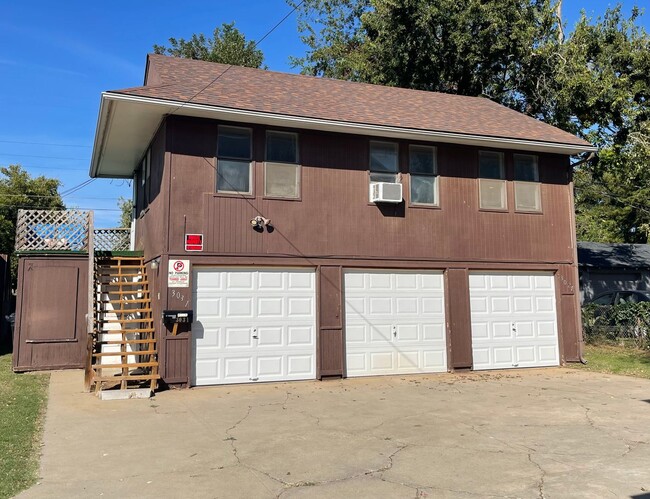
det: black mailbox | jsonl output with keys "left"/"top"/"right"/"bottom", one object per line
{"left": 162, "top": 310, "right": 194, "bottom": 325}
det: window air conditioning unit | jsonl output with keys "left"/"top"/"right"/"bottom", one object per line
{"left": 370, "top": 182, "right": 403, "bottom": 204}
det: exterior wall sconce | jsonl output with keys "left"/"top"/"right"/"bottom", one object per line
{"left": 151, "top": 258, "right": 160, "bottom": 270}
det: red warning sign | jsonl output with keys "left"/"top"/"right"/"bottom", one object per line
{"left": 185, "top": 234, "right": 203, "bottom": 251}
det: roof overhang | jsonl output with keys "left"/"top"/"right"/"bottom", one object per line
{"left": 90, "top": 92, "right": 597, "bottom": 178}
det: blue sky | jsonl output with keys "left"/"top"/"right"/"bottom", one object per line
{"left": 0, "top": 1, "right": 647, "bottom": 227}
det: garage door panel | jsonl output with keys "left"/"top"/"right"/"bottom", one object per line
{"left": 370, "top": 325, "right": 392, "bottom": 343}
{"left": 421, "top": 274, "right": 444, "bottom": 290}
{"left": 192, "top": 268, "right": 316, "bottom": 386}
{"left": 536, "top": 296, "right": 555, "bottom": 313}
{"left": 288, "top": 355, "right": 314, "bottom": 376}
{"left": 423, "top": 324, "right": 445, "bottom": 341}
{"left": 537, "top": 321, "right": 557, "bottom": 337}
{"left": 370, "top": 352, "right": 394, "bottom": 371}
{"left": 513, "top": 296, "right": 533, "bottom": 312}
{"left": 257, "top": 297, "right": 283, "bottom": 317}
{"left": 226, "top": 297, "right": 254, "bottom": 317}
{"left": 369, "top": 273, "right": 391, "bottom": 289}
{"left": 396, "top": 297, "right": 418, "bottom": 314}
{"left": 288, "top": 326, "right": 314, "bottom": 346}
{"left": 258, "top": 271, "right": 283, "bottom": 289}
{"left": 346, "top": 325, "right": 366, "bottom": 343}
{"left": 514, "top": 322, "right": 534, "bottom": 338}
{"left": 227, "top": 272, "right": 254, "bottom": 290}
{"left": 471, "top": 296, "right": 489, "bottom": 313}
{"left": 370, "top": 297, "right": 392, "bottom": 314}
{"left": 288, "top": 297, "right": 314, "bottom": 316}
{"left": 225, "top": 328, "right": 253, "bottom": 348}
{"left": 493, "top": 322, "right": 513, "bottom": 339}
{"left": 397, "top": 351, "right": 419, "bottom": 370}
{"left": 256, "top": 326, "right": 283, "bottom": 347}
{"left": 346, "top": 353, "right": 366, "bottom": 373}
{"left": 492, "top": 296, "right": 511, "bottom": 313}
{"left": 493, "top": 347, "right": 514, "bottom": 366}
{"left": 470, "top": 272, "right": 559, "bottom": 371}
{"left": 423, "top": 350, "right": 446, "bottom": 370}
{"left": 257, "top": 356, "right": 283, "bottom": 377}
{"left": 538, "top": 345, "right": 559, "bottom": 363}
{"left": 345, "top": 270, "right": 447, "bottom": 377}
{"left": 489, "top": 275, "right": 509, "bottom": 289}
{"left": 224, "top": 357, "right": 253, "bottom": 379}
{"left": 195, "top": 359, "right": 220, "bottom": 382}
{"left": 395, "top": 273, "right": 417, "bottom": 289}
{"left": 397, "top": 324, "right": 418, "bottom": 341}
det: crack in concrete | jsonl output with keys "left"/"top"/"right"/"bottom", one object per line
{"left": 224, "top": 405, "right": 253, "bottom": 464}
{"left": 269, "top": 443, "right": 410, "bottom": 498}
{"left": 528, "top": 453, "right": 547, "bottom": 499}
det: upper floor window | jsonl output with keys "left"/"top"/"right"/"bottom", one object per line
{"left": 478, "top": 150, "right": 506, "bottom": 210}
{"left": 370, "top": 141, "right": 398, "bottom": 183}
{"left": 514, "top": 154, "right": 541, "bottom": 212}
{"left": 265, "top": 131, "right": 300, "bottom": 199}
{"left": 409, "top": 145, "right": 438, "bottom": 206}
{"left": 217, "top": 126, "right": 252, "bottom": 194}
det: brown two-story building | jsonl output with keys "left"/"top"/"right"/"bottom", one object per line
{"left": 89, "top": 54, "right": 595, "bottom": 388}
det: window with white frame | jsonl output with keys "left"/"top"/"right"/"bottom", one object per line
{"left": 369, "top": 141, "right": 399, "bottom": 183}
{"left": 216, "top": 126, "right": 252, "bottom": 194}
{"left": 265, "top": 131, "right": 300, "bottom": 198}
{"left": 409, "top": 145, "right": 438, "bottom": 206}
{"left": 478, "top": 150, "right": 506, "bottom": 210}
{"left": 514, "top": 154, "right": 541, "bottom": 212}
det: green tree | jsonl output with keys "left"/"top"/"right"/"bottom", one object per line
{"left": 117, "top": 197, "right": 133, "bottom": 228}
{"left": 291, "top": 1, "right": 650, "bottom": 243}
{"left": 0, "top": 165, "right": 65, "bottom": 286}
{"left": 153, "top": 22, "right": 265, "bottom": 68}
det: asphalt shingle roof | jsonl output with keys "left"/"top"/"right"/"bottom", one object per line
{"left": 578, "top": 242, "right": 650, "bottom": 269}
{"left": 109, "top": 54, "right": 592, "bottom": 149}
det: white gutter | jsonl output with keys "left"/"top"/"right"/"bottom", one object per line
{"left": 90, "top": 91, "right": 597, "bottom": 177}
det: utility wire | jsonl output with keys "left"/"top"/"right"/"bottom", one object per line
{"left": 0, "top": 152, "right": 88, "bottom": 161}
{"left": 0, "top": 164, "right": 87, "bottom": 172}
{"left": 0, "top": 140, "right": 90, "bottom": 148}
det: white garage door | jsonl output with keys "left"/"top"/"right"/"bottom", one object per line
{"left": 192, "top": 268, "right": 316, "bottom": 386}
{"left": 344, "top": 270, "right": 447, "bottom": 377}
{"left": 469, "top": 272, "right": 559, "bottom": 370}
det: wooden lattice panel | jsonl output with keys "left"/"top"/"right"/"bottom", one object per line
{"left": 94, "top": 228, "right": 131, "bottom": 252}
{"left": 15, "top": 209, "right": 91, "bottom": 252}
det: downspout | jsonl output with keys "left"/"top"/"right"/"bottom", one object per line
{"left": 571, "top": 151, "right": 597, "bottom": 364}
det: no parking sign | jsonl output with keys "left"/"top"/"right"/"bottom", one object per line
{"left": 168, "top": 259, "right": 190, "bottom": 288}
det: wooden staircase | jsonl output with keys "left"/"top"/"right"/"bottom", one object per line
{"left": 86, "top": 255, "right": 159, "bottom": 398}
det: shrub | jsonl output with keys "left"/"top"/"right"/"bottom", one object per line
{"left": 582, "top": 302, "right": 650, "bottom": 348}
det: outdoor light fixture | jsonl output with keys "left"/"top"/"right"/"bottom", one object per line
{"left": 250, "top": 216, "right": 272, "bottom": 232}
{"left": 150, "top": 258, "right": 160, "bottom": 270}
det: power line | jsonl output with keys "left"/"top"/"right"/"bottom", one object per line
{"left": 0, "top": 203, "right": 120, "bottom": 211}
{"left": 0, "top": 152, "right": 89, "bottom": 161}
{"left": 0, "top": 164, "right": 87, "bottom": 172}
{"left": 61, "top": 178, "right": 96, "bottom": 197}
{"left": 0, "top": 140, "right": 90, "bottom": 148}
{"left": 167, "top": 0, "right": 305, "bottom": 117}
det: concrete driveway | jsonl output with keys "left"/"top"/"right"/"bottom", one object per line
{"left": 18, "top": 368, "right": 650, "bottom": 498}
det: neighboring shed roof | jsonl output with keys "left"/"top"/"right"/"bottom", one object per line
{"left": 577, "top": 242, "right": 650, "bottom": 270}
{"left": 121, "top": 54, "right": 590, "bottom": 149}
{"left": 90, "top": 54, "right": 595, "bottom": 178}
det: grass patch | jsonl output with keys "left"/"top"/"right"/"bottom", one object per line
{"left": 570, "top": 344, "right": 650, "bottom": 379}
{"left": 0, "top": 353, "right": 49, "bottom": 499}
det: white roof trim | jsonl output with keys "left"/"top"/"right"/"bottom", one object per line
{"left": 90, "top": 92, "right": 596, "bottom": 178}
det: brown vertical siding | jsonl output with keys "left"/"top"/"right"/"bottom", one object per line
{"left": 137, "top": 116, "right": 582, "bottom": 384}
{"left": 13, "top": 256, "right": 88, "bottom": 371}
{"left": 135, "top": 121, "right": 169, "bottom": 262}
{"left": 556, "top": 264, "right": 582, "bottom": 362}
{"left": 163, "top": 336, "right": 190, "bottom": 384}
{"left": 445, "top": 268, "right": 473, "bottom": 369}
{"left": 318, "top": 266, "right": 343, "bottom": 377}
